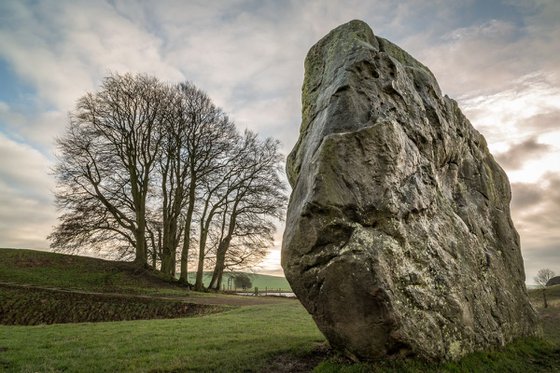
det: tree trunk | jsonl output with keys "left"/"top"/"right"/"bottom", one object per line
{"left": 209, "top": 237, "right": 230, "bottom": 290}
{"left": 194, "top": 191, "right": 225, "bottom": 291}
{"left": 194, "top": 235, "right": 206, "bottom": 291}
{"left": 179, "top": 216, "right": 192, "bottom": 284}
{"left": 209, "top": 203, "right": 239, "bottom": 290}
{"left": 194, "top": 227, "right": 210, "bottom": 291}
{"left": 161, "top": 223, "right": 177, "bottom": 275}
{"left": 542, "top": 288, "right": 548, "bottom": 308}
{"left": 161, "top": 246, "right": 173, "bottom": 274}
{"left": 179, "top": 181, "right": 196, "bottom": 284}
{"left": 151, "top": 248, "right": 157, "bottom": 269}
{"left": 133, "top": 227, "right": 147, "bottom": 267}
{"left": 194, "top": 218, "right": 213, "bottom": 291}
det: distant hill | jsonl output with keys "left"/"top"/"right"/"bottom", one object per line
{"left": 186, "top": 271, "right": 292, "bottom": 291}
{"left": 547, "top": 276, "right": 560, "bottom": 287}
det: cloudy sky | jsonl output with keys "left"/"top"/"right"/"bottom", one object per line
{"left": 0, "top": 0, "right": 558, "bottom": 283}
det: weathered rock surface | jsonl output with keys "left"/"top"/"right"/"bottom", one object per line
{"left": 282, "top": 20, "right": 539, "bottom": 361}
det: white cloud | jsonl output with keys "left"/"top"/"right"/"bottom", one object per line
{"left": 444, "top": 19, "right": 517, "bottom": 41}
{"left": 410, "top": 3, "right": 560, "bottom": 99}
{"left": 0, "top": 133, "right": 56, "bottom": 249}
{"left": 511, "top": 173, "right": 560, "bottom": 282}
{"left": 0, "top": 101, "right": 66, "bottom": 152}
{"left": 0, "top": 0, "right": 184, "bottom": 109}
{"left": 0, "top": 0, "right": 558, "bottom": 279}
{"left": 455, "top": 74, "right": 560, "bottom": 183}
{"left": 0, "top": 133, "right": 54, "bottom": 197}
{"left": 257, "top": 248, "right": 285, "bottom": 277}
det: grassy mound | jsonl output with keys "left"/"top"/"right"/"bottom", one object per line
{"left": 0, "top": 248, "right": 183, "bottom": 295}
{"left": 0, "top": 283, "right": 224, "bottom": 325}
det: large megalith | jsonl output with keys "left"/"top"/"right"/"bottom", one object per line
{"left": 281, "top": 20, "right": 539, "bottom": 361}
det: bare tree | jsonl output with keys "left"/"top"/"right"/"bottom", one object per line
{"left": 192, "top": 150, "right": 236, "bottom": 291}
{"left": 535, "top": 268, "right": 555, "bottom": 308}
{"left": 154, "top": 87, "right": 187, "bottom": 276}
{"left": 50, "top": 74, "right": 287, "bottom": 287}
{"left": 175, "top": 82, "right": 237, "bottom": 284}
{"left": 208, "top": 132, "right": 287, "bottom": 290}
{"left": 50, "top": 73, "right": 174, "bottom": 266}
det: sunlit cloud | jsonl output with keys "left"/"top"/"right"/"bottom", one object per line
{"left": 0, "top": 0, "right": 558, "bottom": 282}
{"left": 0, "top": 133, "right": 55, "bottom": 249}
{"left": 457, "top": 74, "right": 560, "bottom": 184}
{"left": 511, "top": 172, "right": 560, "bottom": 280}
{"left": 495, "top": 137, "right": 552, "bottom": 171}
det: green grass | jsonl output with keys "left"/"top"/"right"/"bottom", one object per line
{"left": 315, "top": 287, "right": 560, "bottom": 373}
{"left": 0, "top": 284, "right": 223, "bottom": 325}
{"left": 315, "top": 338, "right": 560, "bottom": 373}
{"left": 0, "top": 248, "right": 186, "bottom": 295}
{"left": 0, "top": 301, "right": 324, "bottom": 372}
{"left": 1, "top": 248, "right": 559, "bottom": 372}
{"left": 2, "top": 299, "right": 559, "bottom": 373}
{"left": 528, "top": 284, "right": 560, "bottom": 311}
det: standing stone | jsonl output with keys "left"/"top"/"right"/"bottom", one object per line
{"left": 282, "top": 20, "right": 539, "bottom": 361}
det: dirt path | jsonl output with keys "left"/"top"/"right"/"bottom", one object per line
{"left": 0, "top": 281, "right": 295, "bottom": 307}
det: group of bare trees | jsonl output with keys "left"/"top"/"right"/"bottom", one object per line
{"left": 49, "top": 73, "right": 286, "bottom": 290}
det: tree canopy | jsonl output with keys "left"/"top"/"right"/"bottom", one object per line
{"left": 50, "top": 73, "right": 287, "bottom": 289}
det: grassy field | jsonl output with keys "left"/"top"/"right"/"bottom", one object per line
{"left": 0, "top": 301, "right": 324, "bottom": 372}
{"left": 1, "top": 248, "right": 559, "bottom": 372}
{"left": 528, "top": 283, "right": 560, "bottom": 310}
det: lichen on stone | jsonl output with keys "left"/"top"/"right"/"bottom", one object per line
{"left": 282, "top": 19, "right": 539, "bottom": 362}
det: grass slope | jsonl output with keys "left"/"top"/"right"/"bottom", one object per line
{"left": 0, "top": 249, "right": 232, "bottom": 326}
{"left": 0, "top": 248, "right": 292, "bottom": 292}
{"left": 0, "top": 283, "right": 223, "bottom": 325}
{"left": 0, "top": 248, "right": 184, "bottom": 295}
{"left": 1, "top": 248, "right": 559, "bottom": 372}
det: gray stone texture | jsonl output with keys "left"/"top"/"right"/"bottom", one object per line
{"left": 282, "top": 20, "right": 539, "bottom": 361}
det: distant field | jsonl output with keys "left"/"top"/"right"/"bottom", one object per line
{"left": 528, "top": 283, "right": 560, "bottom": 310}
{"left": 187, "top": 271, "right": 292, "bottom": 291}
{"left": 0, "top": 248, "right": 559, "bottom": 372}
